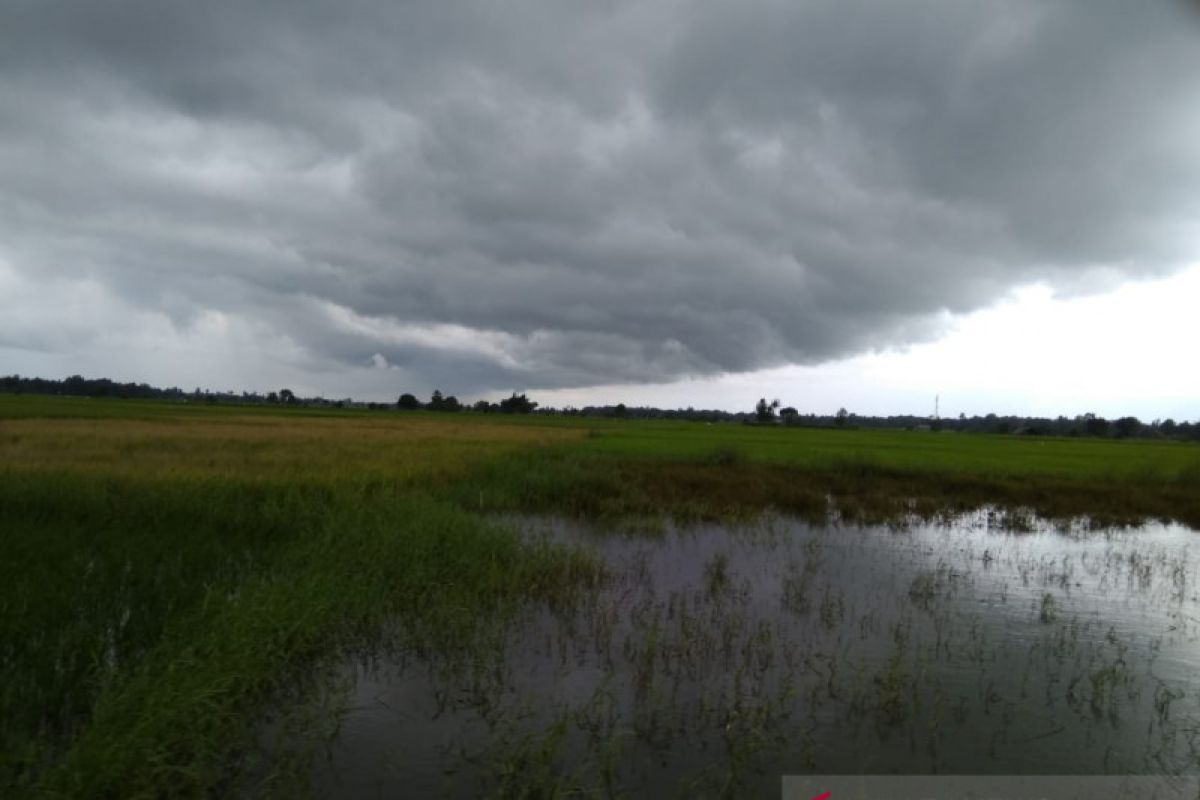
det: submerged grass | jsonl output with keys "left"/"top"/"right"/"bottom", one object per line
{"left": 453, "top": 447, "right": 1200, "bottom": 529}
{"left": 3, "top": 479, "right": 602, "bottom": 797}
{"left": 2, "top": 395, "right": 1199, "bottom": 796}
{"left": 59, "top": 498, "right": 599, "bottom": 799}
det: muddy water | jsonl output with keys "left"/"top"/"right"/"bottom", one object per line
{"left": 314, "top": 514, "right": 1200, "bottom": 797}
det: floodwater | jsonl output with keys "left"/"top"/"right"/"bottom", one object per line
{"left": 312, "top": 513, "right": 1200, "bottom": 797}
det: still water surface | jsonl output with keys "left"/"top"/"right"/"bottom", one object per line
{"left": 314, "top": 514, "right": 1200, "bottom": 797}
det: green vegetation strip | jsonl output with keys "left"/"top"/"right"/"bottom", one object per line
{"left": 456, "top": 447, "right": 1200, "bottom": 530}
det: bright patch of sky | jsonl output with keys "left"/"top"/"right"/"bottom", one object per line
{"left": 538, "top": 265, "right": 1200, "bottom": 421}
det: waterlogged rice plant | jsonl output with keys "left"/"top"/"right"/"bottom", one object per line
{"left": 1040, "top": 592, "right": 1058, "bottom": 623}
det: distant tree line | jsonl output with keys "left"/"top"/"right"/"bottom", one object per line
{"left": 3, "top": 374, "right": 1198, "bottom": 441}
{"left": 0, "top": 374, "right": 354, "bottom": 408}
{"left": 543, "top": 400, "right": 1200, "bottom": 442}
{"left": 724, "top": 404, "right": 1200, "bottom": 442}
{"left": 0, "top": 374, "right": 187, "bottom": 400}
{"left": 397, "top": 390, "right": 538, "bottom": 414}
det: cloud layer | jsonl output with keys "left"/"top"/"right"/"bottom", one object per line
{"left": 3, "top": 1, "right": 1199, "bottom": 395}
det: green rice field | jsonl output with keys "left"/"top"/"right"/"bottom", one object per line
{"left": 2, "top": 395, "right": 1199, "bottom": 797}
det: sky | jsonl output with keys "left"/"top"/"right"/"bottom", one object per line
{"left": 2, "top": 1, "right": 1199, "bottom": 420}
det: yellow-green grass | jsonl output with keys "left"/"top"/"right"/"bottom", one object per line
{"left": 5, "top": 394, "right": 1198, "bottom": 482}
{"left": 0, "top": 405, "right": 579, "bottom": 485}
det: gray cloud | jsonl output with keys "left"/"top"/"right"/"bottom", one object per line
{"left": 3, "top": 0, "right": 1200, "bottom": 395}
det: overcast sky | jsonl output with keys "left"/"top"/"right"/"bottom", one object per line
{"left": 2, "top": 1, "right": 1199, "bottom": 419}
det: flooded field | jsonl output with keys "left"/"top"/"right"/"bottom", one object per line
{"left": 315, "top": 514, "right": 1200, "bottom": 797}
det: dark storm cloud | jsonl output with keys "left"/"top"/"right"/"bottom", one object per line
{"left": 3, "top": 0, "right": 1199, "bottom": 393}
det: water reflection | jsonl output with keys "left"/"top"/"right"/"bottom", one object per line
{"left": 315, "top": 513, "right": 1200, "bottom": 797}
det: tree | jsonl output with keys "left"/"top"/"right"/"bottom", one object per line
{"left": 279, "top": 388, "right": 296, "bottom": 405}
{"left": 754, "top": 397, "right": 780, "bottom": 423}
{"left": 779, "top": 406, "right": 799, "bottom": 424}
{"left": 397, "top": 393, "right": 421, "bottom": 410}
{"left": 499, "top": 393, "right": 537, "bottom": 414}
{"left": 1082, "top": 413, "right": 1109, "bottom": 438}
{"left": 1113, "top": 416, "right": 1141, "bottom": 439}
{"left": 613, "top": 403, "right": 628, "bottom": 418}
{"left": 427, "top": 390, "right": 461, "bottom": 412}
{"left": 835, "top": 408, "right": 849, "bottom": 428}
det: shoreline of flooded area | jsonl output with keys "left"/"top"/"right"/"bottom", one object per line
{"left": 313, "top": 513, "right": 1200, "bottom": 797}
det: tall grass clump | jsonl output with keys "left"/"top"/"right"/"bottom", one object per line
{"left": 1, "top": 471, "right": 601, "bottom": 798}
